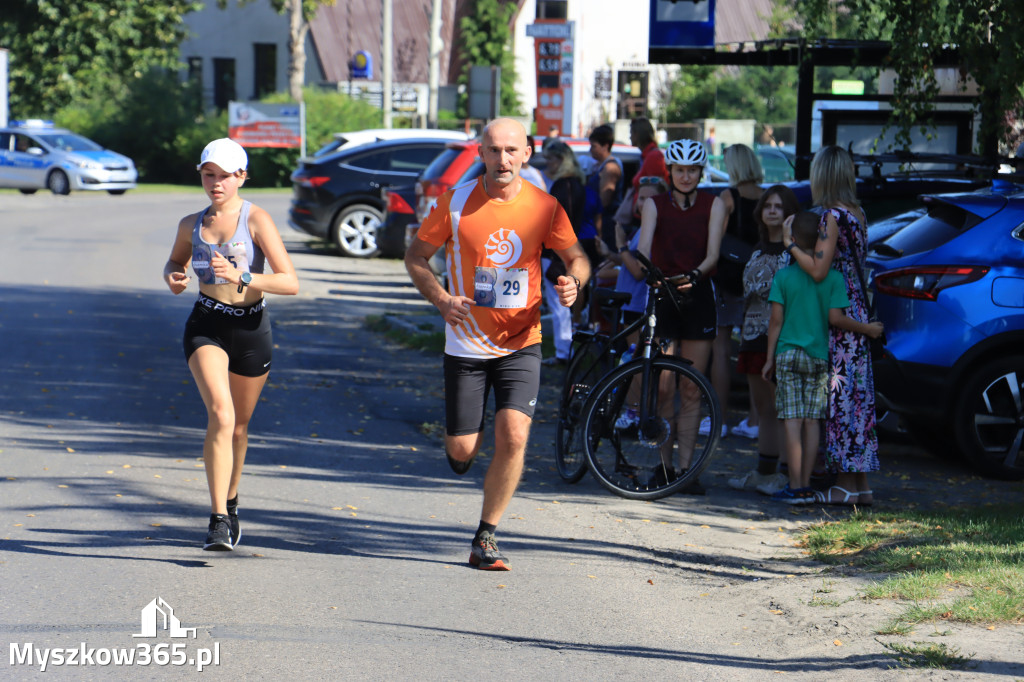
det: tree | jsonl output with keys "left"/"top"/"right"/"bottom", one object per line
{"left": 455, "top": 0, "right": 522, "bottom": 117}
{"left": 798, "top": 0, "right": 1024, "bottom": 155}
{"left": 220, "top": 0, "right": 336, "bottom": 102}
{"left": 0, "top": 0, "right": 201, "bottom": 117}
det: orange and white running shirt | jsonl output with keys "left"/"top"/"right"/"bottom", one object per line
{"left": 418, "top": 177, "right": 577, "bottom": 358}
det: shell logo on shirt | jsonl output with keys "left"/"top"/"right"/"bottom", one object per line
{"left": 484, "top": 228, "right": 522, "bottom": 267}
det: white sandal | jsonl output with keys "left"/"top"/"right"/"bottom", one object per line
{"left": 813, "top": 485, "right": 859, "bottom": 506}
{"left": 857, "top": 489, "right": 874, "bottom": 507}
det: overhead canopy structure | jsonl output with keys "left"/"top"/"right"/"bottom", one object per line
{"left": 651, "top": 38, "right": 974, "bottom": 180}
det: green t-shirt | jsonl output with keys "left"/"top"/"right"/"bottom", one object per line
{"left": 767, "top": 264, "right": 850, "bottom": 359}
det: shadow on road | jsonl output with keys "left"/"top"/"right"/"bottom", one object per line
{"left": 3, "top": 280, "right": 1022, "bottom": 573}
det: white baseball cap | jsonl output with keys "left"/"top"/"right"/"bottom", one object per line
{"left": 197, "top": 138, "right": 248, "bottom": 173}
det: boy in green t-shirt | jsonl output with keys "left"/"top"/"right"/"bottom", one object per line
{"left": 762, "top": 211, "right": 884, "bottom": 504}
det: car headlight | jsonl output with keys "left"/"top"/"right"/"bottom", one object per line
{"left": 68, "top": 156, "right": 103, "bottom": 170}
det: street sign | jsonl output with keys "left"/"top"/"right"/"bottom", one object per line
{"left": 526, "top": 22, "right": 573, "bottom": 39}
{"left": 594, "top": 70, "right": 612, "bottom": 100}
{"left": 351, "top": 50, "right": 373, "bottom": 79}
{"left": 649, "top": 0, "right": 716, "bottom": 58}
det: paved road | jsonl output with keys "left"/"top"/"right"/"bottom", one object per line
{"left": 1, "top": 190, "right": 1020, "bottom": 679}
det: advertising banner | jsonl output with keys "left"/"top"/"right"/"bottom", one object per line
{"left": 228, "top": 102, "right": 302, "bottom": 148}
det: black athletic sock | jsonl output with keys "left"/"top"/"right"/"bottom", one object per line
{"left": 475, "top": 521, "right": 497, "bottom": 541}
{"left": 756, "top": 454, "right": 779, "bottom": 476}
{"left": 227, "top": 496, "right": 238, "bottom": 513}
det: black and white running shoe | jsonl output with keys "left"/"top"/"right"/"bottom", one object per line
{"left": 227, "top": 497, "right": 241, "bottom": 547}
{"left": 203, "top": 514, "right": 233, "bottom": 551}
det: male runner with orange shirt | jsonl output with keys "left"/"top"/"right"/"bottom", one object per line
{"left": 405, "top": 118, "right": 590, "bottom": 570}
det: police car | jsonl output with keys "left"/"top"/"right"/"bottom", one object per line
{"left": 0, "top": 120, "right": 137, "bottom": 195}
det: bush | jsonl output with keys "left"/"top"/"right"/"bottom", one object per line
{"left": 53, "top": 78, "right": 389, "bottom": 187}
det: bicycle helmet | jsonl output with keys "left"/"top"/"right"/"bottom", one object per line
{"left": 664, "top": 139, "right": 708, "bottom": 167}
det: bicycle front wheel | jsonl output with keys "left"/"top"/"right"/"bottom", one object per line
{"left": 580, "top": 356, "right": 721, "bottom": 500}
{"left": 556, "top": 338, "right": 613, "bottom": 483}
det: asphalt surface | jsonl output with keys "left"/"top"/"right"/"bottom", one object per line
{"left": 1, "top": 190, "right": 1021, "bottom": 680}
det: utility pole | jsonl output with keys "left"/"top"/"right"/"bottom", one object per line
{"left": 382, "top": 0, "right": 393, "bottom": 128}
{"left": 427, "top": 0, "right": 443, "bottom": 128}
{"left": 0, "top": 49, "right": 8, "bottom": 127}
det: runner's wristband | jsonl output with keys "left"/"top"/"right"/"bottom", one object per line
{"left": 569, "top": 274, "right": 581, "bottom": 291}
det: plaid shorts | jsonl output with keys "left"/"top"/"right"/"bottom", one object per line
{"left": 774, "top": 348, "right": 828, "bottom": 420}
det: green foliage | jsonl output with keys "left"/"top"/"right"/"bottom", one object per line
{"left": 879, "top": 641, "right": 974, "bottom": 670}
{"left": 795, "top": 0, "right": 892, "bottom": 43}
{"left": 51, "top": 69, "right": 214, "bottom": 184}
{"left": 456, "top": 0, "right": 523, "bottom": 117}
{"left": 287, "top": 87, "right": 383, "bottom": 153}
{"left": 52, "top": 82, "right": 382, "bottom": 187}
{"left": 659, "top": 66, "right": 798, "bottom": 129}
{"left": 219, "top": 0, "right": 331, "bottom": 22}
{"left": 660, "top": 66, "right": 718, "bottom": 122}
{"left": 799, "top": 0, "right": 1024, "bottom": 153}
{"left": 0, "top": 0, "right": 201, "bottom": 118}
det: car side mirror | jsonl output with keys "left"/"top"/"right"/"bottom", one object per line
{"left": 27, "top": 147, "right": 44, "bottom": 156}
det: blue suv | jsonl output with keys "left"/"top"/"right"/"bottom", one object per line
{"left": 867, "top": 179, "right": 1024, "bottom": 479}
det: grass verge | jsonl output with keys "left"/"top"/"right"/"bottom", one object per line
{"left": 799, "top": 504, "right": 1024, "bottom": 636}
{"left": 877, "top": 640, "right": 975, "bottom": 669}
{"left": 365, "top": 314, "right": 445, "bottom": 354}
{"left": 365, "top": 314, "right": 557, "bottom": 359}
{"left": 135, "top": 184, "right": 292, "bottom": 194}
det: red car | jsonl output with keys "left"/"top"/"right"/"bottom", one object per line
{"left": 403, "top": 137, "right": 641, "bottom": 252}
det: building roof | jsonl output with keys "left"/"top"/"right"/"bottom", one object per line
{"left": 306, "top": 0, "right": 775, "bottom": 88}
{"left": 309, "top": 0, "right": 459, "bottom": 84}
{"left": 715, "top": 0, "right": 776, "bottom": 44}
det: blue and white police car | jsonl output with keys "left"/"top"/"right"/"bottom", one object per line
{"left": 0, "top": 120, "right": 137, "bottom": 195}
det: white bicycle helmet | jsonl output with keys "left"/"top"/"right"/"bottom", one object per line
{"left": 664, "top": 139, "right": 708, "bottom": 167}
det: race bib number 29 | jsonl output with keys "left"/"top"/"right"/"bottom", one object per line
{"left": 474, "top": 267, "right": 528, "bottom": 309}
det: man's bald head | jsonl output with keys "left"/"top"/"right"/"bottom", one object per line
{"left": 482, "top": 118, "right": 528, "bottom": 146}
{"left": 479, "top": 118, "right": 532, "bottom": 195}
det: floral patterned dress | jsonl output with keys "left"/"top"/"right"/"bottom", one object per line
{"left": 822, "top": 207, "right": 879, "bottom": 473}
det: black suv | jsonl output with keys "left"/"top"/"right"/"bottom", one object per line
{"left": 288, "top": 137, "right": 453, "bottom": 257}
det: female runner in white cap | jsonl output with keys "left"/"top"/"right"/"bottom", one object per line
{"left": 162, "top": 138, "right": 299, "bottom": 551}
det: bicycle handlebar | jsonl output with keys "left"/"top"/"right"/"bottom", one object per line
{"left": 630, "top": 250, "right": 686, "bottom": 315}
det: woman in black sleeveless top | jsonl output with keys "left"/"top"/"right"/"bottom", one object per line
{"left": 713, "top": 144, "right": 765, "bottom": 442}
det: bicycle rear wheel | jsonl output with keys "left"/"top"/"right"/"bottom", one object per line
{"left": 556, "top": 338, "right": 614, "bottom": 483}
{"left": 580, "top": 356, "right": 721, "bottom": 500}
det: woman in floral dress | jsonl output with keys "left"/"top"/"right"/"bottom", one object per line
{"left": 783, "top": 146, "right": 878, "bottom": 506}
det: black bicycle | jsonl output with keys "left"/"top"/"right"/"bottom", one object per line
{"left": 555, "top": 288, "right": 634, "bottom": 483}
{"left": 576, "top": 252, "right": 722, "bottom": 500}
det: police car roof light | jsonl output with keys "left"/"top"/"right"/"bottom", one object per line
{"left": 10, "top": 119, "right": 55, "bottom": 129}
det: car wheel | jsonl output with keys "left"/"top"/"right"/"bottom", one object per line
{"left": 953, "top": 355, "right": 1024, "bottom": 480}
{"left": 47, "top": 170, "right": 70, "bottom": 195}
{"left": 18, "top": 189, "right": 37, "bottom": 195}
{"left": 331, "top": 204, "right": 383, "bottom": 258}
{"left": 107, "top": 189, "right": 127, "bottom": 195}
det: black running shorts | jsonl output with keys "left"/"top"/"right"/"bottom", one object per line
{"left": 443, "top": 344, "right": 542, "bottom": 436}
{"left": 183, "top": 294, "right": 272, "bottom": 377}
{"left": 655, "top": 279, "right": 717, "bottom": 341}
